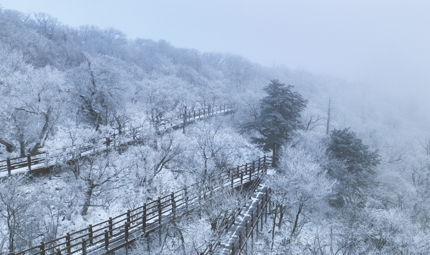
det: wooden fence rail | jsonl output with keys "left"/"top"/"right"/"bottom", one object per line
{"left": 0, "top": 104, "right": 235, "bottom": 177}
{"left": 206, "top": 182, "right": 270, "bottom": 255}
{"left": 229, "top": 188, "right": 270, "bottom": 255}
{"left": 10, "top": 156, "right": 271, "bottom": 255}
{"left": 194, "top": 173, "right": 265, "bottom": 255}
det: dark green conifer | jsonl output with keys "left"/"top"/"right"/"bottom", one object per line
{"left": 241, "top": 80, "right": 307, "bottom": 165}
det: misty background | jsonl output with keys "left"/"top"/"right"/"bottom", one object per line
{"left": 1, "top": 0, "right": 429, "bottom": 106}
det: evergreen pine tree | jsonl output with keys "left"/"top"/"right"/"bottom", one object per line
{"left": 242, "top": 80, "right": 307, "bottom": 165}
{"left": 327, "top": 128, "right": 380, "bottom": 175}
{"left": 326, "top": 128, "right": 381, "bottom": 206}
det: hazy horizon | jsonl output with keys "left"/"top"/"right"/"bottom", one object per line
{"left": 1, "top": 0, "right": 429, "bottom": 105}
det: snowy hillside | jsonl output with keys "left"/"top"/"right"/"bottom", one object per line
{"left": 0, "top": 7, "right": 429, "bottom": 254}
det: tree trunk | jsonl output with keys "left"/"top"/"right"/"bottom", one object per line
{"left": 30, "top": 111, "right": 51, "bottom": 155}
{"left": 19, "top": 139, "right": 25, "bottom": 157}
{"left": 115, "top": 116, "right": 123, "bottom": 135}
{"left": 326, "top": 98, "right": 331, "bottom": 135}
{"left": 173, "top": 221, "right": 186, "bottom": 255}
{"left": 0, "top": 138, "right": 15, "bottom": 153}
{"left": 272, "top": 142, "right": 278, "bottom": 167}
{"left": 73, "top": 159, "right": 80, "bottom": 179}
{"left": 278, "top": 204, "right": 283, "bottom": 230}
{"left": 291, "top": 203, "right": 303, "bottom": 236}
{"left": 8, "top": 214, "right": 14, "bottom": 254}
{"left": 271, "top": 203, "right": 277, "bottom": 250}
{"left": 81, "top": 184, "right": 95, "bottom": 216}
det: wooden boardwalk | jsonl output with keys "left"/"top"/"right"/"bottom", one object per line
{"left": 0, "top": 104, "right": 234, "bottom": 178}
{"left": 198, "top": 179, "right": 270, "bottom": 255}
{"left": 11, "top": 156, "right": 271, "bottom": 255}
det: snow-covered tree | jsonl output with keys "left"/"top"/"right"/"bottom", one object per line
{"left": 241, "top": 80, "right": 307, "bottom": 165}
{"left": 326, "top": 128, "right": 381, "bottom": 206}
{"left": 265, "top": 147, "right": 334, "bottom": 251}
{"left": 78, "top": 152, "right": 126, "bottom": 216}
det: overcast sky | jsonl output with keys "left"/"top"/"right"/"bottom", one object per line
{"left": 1, "top": 0, "right": 429, "bottom": 101}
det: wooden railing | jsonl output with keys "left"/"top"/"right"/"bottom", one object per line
{"left": 228, "top": 188, "right": 270, "bottom": 254}
{"left": 0, "top": 104, "right": 235, "bottom": 177}
{"left": 11, "top": 156, "right": 271, "bottom": 255}
{"left": 204, "top": 182, "right": 270, "bottom": 255}
{"left": 194, "top": 175, "right": 265, "bottom": 255}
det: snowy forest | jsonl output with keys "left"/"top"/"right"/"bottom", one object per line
{"left": 1, "top": 7, "right": 430, "bottom": 255}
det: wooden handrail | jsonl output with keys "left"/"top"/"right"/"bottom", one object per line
{"left": 12, "top": 155, "right": 269, "bottom": 255}
{"left": 1, "top": 104, "right": 236, "bottom": 176}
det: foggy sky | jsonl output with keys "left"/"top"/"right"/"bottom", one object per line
{"left": 1, "top": 0, "right": 429, "bottom": 101}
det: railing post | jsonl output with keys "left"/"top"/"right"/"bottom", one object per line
{"left": 251, "top": 209, "right": 255, "bottom": 227}
{"left": 250, "top": 162, "right": 253, "bottom": 180}
{"left": 56, "top": 248, "right": 62, "bottom": 255}
{"left": 171, "top": 192, "right": 176, "bottom": 218}
{"left": 158, "top": 197, "right": 162, "bottom": 225}
{"left": 261, "top": 200, "right": 264, "bottom": 229}
{"left": 246, "top": 220, "right": 249, "bottom": 239}
{"left": 104, "top": 230, "right": 109, "bottom": 250}
{"left": 184, "top": 187, "right": 188, "bottom": 211}
{"left": 240, "top": 171, "right": 243, "bottom": 185}
{"left": 125, "top": 222, "right": 129, "bottom": 241}
{"left": 256, "top": 204, "right": 260, "bottom": 239}
{"left": 265, "top": 190, "right": 268, "bottom": 224}
{"left": 66, "top": 233, "right": 71, "bottom": 254}
{"left": 245, "top": 163, "right": 247, "bottom": 179}
{"left": 260, "top": 198, "right": 267, "bottom": 232}
{"left": 251, "top": 218, "right": 254, "bottom": 251}
{"left": 127, "top": 209, "right": 131, "bottom": 224}
{"left": 82, "top": 239, "right": 87, "bottom": 255}
{"left": 264, "top": 155, "right": 267, "bottom": 173}
{"left": 198, "top": 109, "right": 201, "bottom": 118}
{"left": 109, "top": 217, "right": 113, "bottom": 236}
{"left": 231, "top": 169, "right": 235, "bottom": 189}
{"left": 27, "top": 154, "right": 31, "bottom": 171}
{"left": 7, "top": 158, "right": 11, "bottom": 176}
{"left": 142, "top": 203, "right": 147, "bottom": 233}
{"left": 89, "top": 224, "right": 93, "bottom": 245}
{"left": 258, "top": 157, "right": 261, "bottom": 173}
{"left": 40, "top": 242, "right": 45, "bottom": 255}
